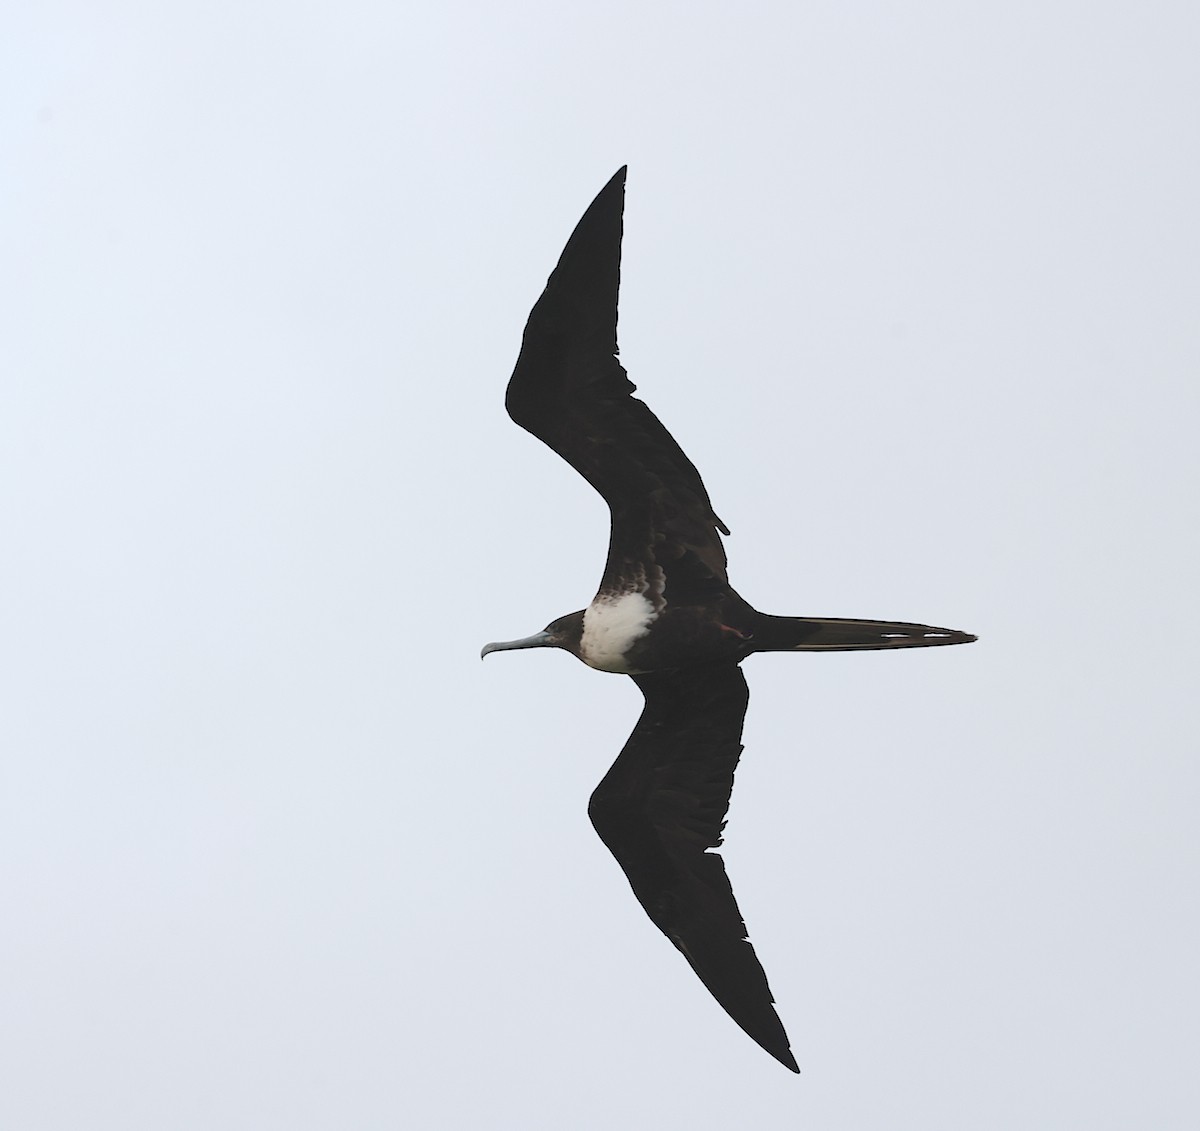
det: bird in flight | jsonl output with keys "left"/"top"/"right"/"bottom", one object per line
{"left": 482, "top": 168, "right": 976, "bottom": 1072}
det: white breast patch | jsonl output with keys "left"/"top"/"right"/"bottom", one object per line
{"left": 580, "top": 591, "right": 659, "bottom": 673}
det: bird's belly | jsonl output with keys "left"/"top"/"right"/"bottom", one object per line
{"left": 580, "top": 592, "right": 659, "bottom": 673}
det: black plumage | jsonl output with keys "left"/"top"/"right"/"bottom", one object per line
{"left": 483, "top": 168, "right": 975, "bottom": 1072}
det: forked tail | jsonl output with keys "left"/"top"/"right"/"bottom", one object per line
{"left": 751, "top": 615, "right": 977, "bottom": 652}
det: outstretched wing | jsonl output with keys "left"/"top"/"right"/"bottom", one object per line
{"left": 588, "top": 662, "right": 798, "bottom": 1072}
{"left": 505, "top": 167, "right": 730, "bottom": 600}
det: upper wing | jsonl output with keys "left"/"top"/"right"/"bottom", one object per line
{"left": 587, "top": 662, "right": 798, "bottom": 1072}
{"left": 505, "top": 167, "right": 730, "bottom": 599}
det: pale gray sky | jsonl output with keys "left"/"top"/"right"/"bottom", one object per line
{"left": 3, "top": 2, "right": 1198, "bottom": 1128}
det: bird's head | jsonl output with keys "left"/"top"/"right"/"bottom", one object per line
{"left": 480, "top": 611, "right": 585, "bottom": 661}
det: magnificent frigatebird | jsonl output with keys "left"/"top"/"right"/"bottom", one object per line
{"left": 482, "top": 168, "right": 976, "bottom": 1073}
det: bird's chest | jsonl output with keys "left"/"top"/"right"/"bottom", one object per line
{"left": 580, "top": 592, "right": 660, "bottom": 673}
{"left": 580, "top": 595, "right": 753, "bottom": 674}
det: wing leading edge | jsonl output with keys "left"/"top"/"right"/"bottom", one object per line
{"left": 588, "top": 663, "right": 799, "bottom": 1072}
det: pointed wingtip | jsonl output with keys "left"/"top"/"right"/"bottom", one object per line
{"left": 594, "top": 166, "right": 626, "bottom": 203}
{"left": 743, "top": 1017, "right": 799, "bottom": 1073}
{"left": 599, "top": 165, "right": 627, "bottom": 201}
{"left": 757, "top": 1028, "right": 801, "bottom": 1074}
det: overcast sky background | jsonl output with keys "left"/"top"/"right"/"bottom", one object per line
{"left": 3, "top": 3, "right": 1198, "bottom": 1128}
